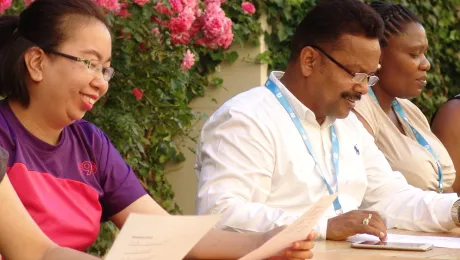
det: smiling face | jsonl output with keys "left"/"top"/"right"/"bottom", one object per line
{"left": 29, "top": 16, "right": 112, "bottom": 126}
{"left": 376, "top": 22, "right": 430, "bottom": 99}
{"left": 304, "top": 34, "right": 381, "bottom": 119}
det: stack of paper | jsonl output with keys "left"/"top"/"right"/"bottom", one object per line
{"left": 104, "top": 214, "right": 220, "bottom": 260}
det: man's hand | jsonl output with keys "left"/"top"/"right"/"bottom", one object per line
{"left": 326, "top": 210, "right": 387, "bottom": 241}
{"left": 264, "top": 227, "right": 316, "bottom": 260}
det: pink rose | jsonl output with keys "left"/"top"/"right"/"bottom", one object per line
{"left": 169, "top": 17, "right": 190, "bottom": 33}
{"left": 119, "top": 31, "right": 132, "bottom": 39}
{"left": 152, "top": 28, "right": 160, "bottom": 35}
{"left": 203, "top": 16, "right": 224, "bottom": 39}
{"left": 205, "top": 2, "right": 225, "bottom": 16}
{"left": 92, "top": 0, "right": 120, "bottom": 12}
{"left": 181, "top": 50, "right": 195, "bottom": 71}
{"left": 181, "top": 6, "right": 196, "bottom": 20}
{"left": 169, "top": 6, "right": 195, "bottom": 33}
{"left": 134, "top": 0, "right": 149, "bottom": 6}
{"left": 151, "top": 15, "right": 161, "bottom": 24}
{"left": 151, "top": 27, "right": 163, "bottom": 42}
{"left": 154, "top": 1, "right": 171, "bottom": 15}
{"left": 189, "top": 18, "right": 203, "bottom": 37}
{"left": 0, "top": 0, "right": 12, "bottom": 14}
{"left": 202, "top": 4, "right": 227, "bottom": 39}
{"left": 132, "top": 88, "right": 144, "bottom": 101}
{"left": 116, "top": 3, "right": 131, "bottom": 18}
{"left": 198, "top": 29, "right": 233, "bottom": 49}
{"left": 171, "top": 32, "right": 191, "bottom": 45}
{"left": 204, "top": 0, "right": 225, "bottom": 4}
{"left": 216, "top": 31, "right": 233, "bottom": 49}
{"left": 154, "top": 0, "right": 184, "bottom": 14}
{"left": 139, "top": 43, "right": 148, "bottom": 52}
{"left": 23, "top": 0, "right": 34, "bottom": 6}
{"left": 241, "top": 2, "right": 255, "bottom": 15}
{"left": 170, "top": 0, "right": 184, "bottom": 13}
{"left": 196, "top": 1, "right": 233, "bottom": 49}
{"left": 181, "top": 0, "right": 197, "bottom": 10}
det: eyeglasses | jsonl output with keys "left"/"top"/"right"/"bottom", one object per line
{"left": 309, "top": 45, "right": 379, "bottom": 86}
{"left": 45, "top": 50, "right": 115, "bottom": 82}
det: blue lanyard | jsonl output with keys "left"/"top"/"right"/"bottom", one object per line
{"left": 368, "top": 88, "right": 444, "bottom": 193}
{"left": 265, "top": 78, "right": 343, "bottom": 214}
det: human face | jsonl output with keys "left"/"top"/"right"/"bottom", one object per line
{"left": 39, "top": 19, "right": 112, "bottom": 125}
{"left": 377, "top": 22, "right": 430, "bottom": 99}
{"left": 310, "top": 35, "right": 381, "bottom": 119}
{"left": 310, "top": 45, "right": 379, "bottom": 87}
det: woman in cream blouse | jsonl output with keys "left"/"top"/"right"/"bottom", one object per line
{"left": 353, "top": 1, "right": 456, "bottom": 193}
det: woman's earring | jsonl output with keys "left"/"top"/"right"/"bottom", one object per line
{"left": 377, "top": 63, "right": 382, "bottom": 70}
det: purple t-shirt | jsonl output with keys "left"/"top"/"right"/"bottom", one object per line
{"left": 0, "top": 99, "right": 147, "bottom": 250}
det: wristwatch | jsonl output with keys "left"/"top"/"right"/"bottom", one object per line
{"left": 451, "top": 199, "right": 460, "bottom": 227}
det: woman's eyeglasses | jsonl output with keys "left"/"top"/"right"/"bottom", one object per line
{"left": 46, "top": 50, "right": 115, "bottom": 82}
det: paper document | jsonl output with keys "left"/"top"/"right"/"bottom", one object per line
{"left": 240, "top": 193, "right": 337, "bottom": 260}
{"left": 104, "top": 214, "right": 221, "bottom": 260}
{"left": 348, "top": 233, "right": 460, "bottom": 249}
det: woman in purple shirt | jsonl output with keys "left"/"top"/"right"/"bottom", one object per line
{"left": 0, "top": 147, "right": 99, "bottom": 259}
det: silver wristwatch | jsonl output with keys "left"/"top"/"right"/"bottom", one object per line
{"left": 451, "top": 199, "right": 460, "bottom": 227}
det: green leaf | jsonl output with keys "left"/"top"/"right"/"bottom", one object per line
{"left": 159, "top": 155, "right": 168, "bottom": 163}
{"left": 224, "top": 51, "right": 239, "bottom": 63}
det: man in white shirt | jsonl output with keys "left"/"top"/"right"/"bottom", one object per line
{"left": 195, "top": 0, "right": 460, "bottom": 241}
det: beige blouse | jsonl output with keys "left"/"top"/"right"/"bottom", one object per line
{"left": 354, "top": 94, "right": 455, "bottom": 191}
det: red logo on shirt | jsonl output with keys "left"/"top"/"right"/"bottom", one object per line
{"left": 79, "top": 161, "right": 98, "bottom": 176}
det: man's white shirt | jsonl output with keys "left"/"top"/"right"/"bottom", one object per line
{"left": 195, "top": 71, "right": 457, "bottom": 239}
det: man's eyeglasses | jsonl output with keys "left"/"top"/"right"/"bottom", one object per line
{"left": 309, "top": 45, "right": 379, "bottom": 87}
{"left": 45, "top": 50, "right": 115, "bottom": 82}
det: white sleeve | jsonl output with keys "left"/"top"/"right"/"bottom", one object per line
{"left": 359, "top": 123, "right": 458, "bottom": 232}
{"left": 195, "top": 108, "right": 306, "bottom": 233}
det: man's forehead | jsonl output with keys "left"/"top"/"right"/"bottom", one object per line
{"left": 331, "top": 35, "right": 381, "bottom": 71}
{"left": 333, "top": 34, "right": 380, "bottom": 54}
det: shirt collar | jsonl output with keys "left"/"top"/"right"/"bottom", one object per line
{"left": 268, "top": 71, "right": 336, "bottom": 128}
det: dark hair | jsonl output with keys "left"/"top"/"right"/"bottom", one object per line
{"left": 0, "top": 0, "right": 108, "bottom": 107}
{"left": 370, "top": 1, "right": 421, "bottom": 47}
{"left": 289, "top": 0, "right": 384, "bottom": 62}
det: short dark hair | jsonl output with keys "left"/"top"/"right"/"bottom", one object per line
{"left": 370, "top": 1, "right": 421, "bottom": 47}
{"left": 0, "top": 0, "right": 108, "bottom": 107}
{"left": 289, "top": 0, "right": 384, "bottom": 61}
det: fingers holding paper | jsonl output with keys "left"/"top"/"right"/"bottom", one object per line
{"left": 266, "top": 231, "right": 316, "bottom": 260}
{"left": 326, "top": 210, "right": 387, "bottom": 241}
{"left": 241, "top": 194, "right": 337, "bottom": 260}
{"left": 285, "top": 231, "right": 316, "bottom": 259}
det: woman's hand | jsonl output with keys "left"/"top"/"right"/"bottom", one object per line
{"left": 264, "top": 227, "right": 317, "bottom": 260}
